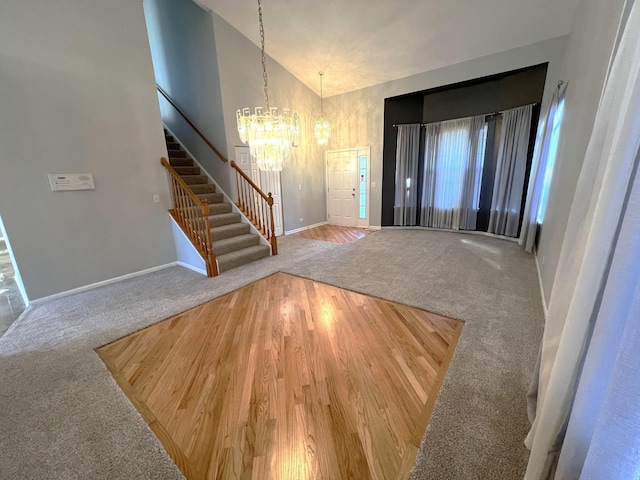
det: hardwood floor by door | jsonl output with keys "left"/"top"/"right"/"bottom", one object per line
{"left": 289, "top": 224, "right": 372, "bottom": 244}
{"left": 97, "top": 273, "right": 463, "bottom": 480}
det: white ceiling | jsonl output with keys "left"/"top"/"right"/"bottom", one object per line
{"left": 203, "top": 0, "right": 580, "bottom": 97}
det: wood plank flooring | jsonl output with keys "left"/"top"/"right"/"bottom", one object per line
{"left": 289, "top": 224, "right": 372, "bottom": 244}
{"left": 97, "top": 273, "right": 463, "bottom": 480}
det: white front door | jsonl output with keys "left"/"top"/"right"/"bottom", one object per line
{"left": 234, "top": 146, "right": 284, "bottom": 236}
{"left": 327, "top": 150, "right": 357, "bottom": 226}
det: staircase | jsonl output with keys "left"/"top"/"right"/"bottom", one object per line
{"left": 164, "top": 130, "right": 271, "bottom": 273}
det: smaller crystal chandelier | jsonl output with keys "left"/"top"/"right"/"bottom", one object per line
{"left": 314, "top": 72, "right": 332, "bottom": 146}
{"left": 236, "top": 0, "right": 299, "bottom": 172}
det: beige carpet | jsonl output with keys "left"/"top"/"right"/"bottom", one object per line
{"left": 0, "top": 229, "right": 544, "bottom": 479}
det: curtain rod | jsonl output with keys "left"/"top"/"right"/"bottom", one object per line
{"left": 392, "top": 102, "right": 540, "bottom": 127}
{"left": 485, "top": 102, "right": 539, "bottom": 118}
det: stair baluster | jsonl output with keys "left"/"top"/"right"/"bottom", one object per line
{"left": 161, "top": 157, "right": 219, "bottom": 276}
{"left": 230, "top": 161, "right": 278, "bottom": 256}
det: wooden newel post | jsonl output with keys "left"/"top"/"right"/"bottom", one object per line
{"left": 202, "top": 199, "right": 218, "bottom": 276}
{"left": 268, "top": 193, "right": 278, "bottom": 255}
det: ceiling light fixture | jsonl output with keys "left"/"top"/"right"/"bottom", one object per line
{"left": 236, "top": 0, "right": 298, "bottom": 172}
{"left": 314, "top": 72, "right": 331, "bottom": 146}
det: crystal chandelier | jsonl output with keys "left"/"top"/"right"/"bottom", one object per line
{"left": 313, "top": 72, "right": 332, "bottom": 146}
{"left": 236, "top": 0, "right": 299, "bottom": 172}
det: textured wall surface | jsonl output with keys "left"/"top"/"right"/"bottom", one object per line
{"left": 213, "top": 15, "right": 327, "bottom": 232}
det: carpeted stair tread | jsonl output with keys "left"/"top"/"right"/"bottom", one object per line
{"left": 162, "top": 131, "right": 270, "bottom": 274}
{"left": 169, "top": 158, "right": 194, "bottom": 167}
{"left": 217, "top": 244, "right": 271, "bottom": 273}
{"left": 208, "top": 212, "right": 241, "bottom": 227}
{"left": 210, "top": 222, "right": 250, "bottom": 241}
{"left": 198, "top": 192, "right": 224, "bottom": 204}
{"left": 189, "top": 184, "right": 216, "bottom": 194}
{"left": 206, "top": 202, "right": 232, "bottom": 215}
{"left": 180, "top": 175, "right": 209, "bottom": 185}
{"left": 212, "top": 233, "right": 260, "bottom": 256}
{"left": 173, "top": 166, "right": 201, "bottom": 175}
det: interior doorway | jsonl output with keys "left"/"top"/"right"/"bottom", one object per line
{"left": 234, "top": 146, "right": 284, "bottom": 236}
{"left": 326, "top": 147, "right": 370, "bottom": 227}
{"left": 0, "top": 215, "right": 27, "bottom": 337}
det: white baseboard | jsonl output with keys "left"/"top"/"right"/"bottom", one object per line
{"left": 285, "top": 221, "right": 328, "bottom": 235}
{"left": 176, "top": 261, "right": 208, "bottom": 276}
{"left": 534, "top": 252, "right": 549, "bottom": 320}
{"left": 30, "top": 263, "right": 179, "bottom": 305}
{"left": 368, "top": 225, "right": 382, "bottom": 231}
{"left": 381, "top": 225, "right": 519, "bottom": 242}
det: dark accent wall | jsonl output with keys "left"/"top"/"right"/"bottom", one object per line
{"left": 382, "top": 96, "right": 424, "bottom": 224}
{"left": 381, "top": 63, "right": 548, "bottom": 227}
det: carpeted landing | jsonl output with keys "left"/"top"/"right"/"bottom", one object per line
{"left": 0, "top": 229, "right": 544, "bottom": 479}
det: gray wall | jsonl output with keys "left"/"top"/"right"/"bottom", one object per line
{"left": 325, "top": 36, "right": 568, "bottom": 228}
{"left": 143, "top": 5, "right": 327, "bottom": 232}
{"left": 536, "top": 0, "right": 627, "bottom": 305}
{"left": 144, "top": 0, "right": 231, "bottom": 194}
{"left": 212, "top": 15, "right": 327, "bottom": 232}
{"left": 0, "top": 0, "right": 175, "bottom": 300}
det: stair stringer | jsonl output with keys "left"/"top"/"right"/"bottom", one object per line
{"left": 163, "top": 125, "right": 271, "bottom": 252}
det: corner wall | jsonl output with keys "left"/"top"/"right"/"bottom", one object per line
{"left": 325, "top": 36, "right": 568, "bottom": 228}
{"left": 144, "top": 0, "right": 231, "bottom": 194}
{"left": 212, "top": 15, "right": 327, "bottom": 232}
{"left": 0, "top": 0, "right": 175, "bottom": 300}
{"left": 535, "top": 0, "right": 627, "bottom": 305}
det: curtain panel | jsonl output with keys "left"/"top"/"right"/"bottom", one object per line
{"left": 420, "top": 116, "right": 487, "bottom": 230}
{"left": 520, "top": 84, "right": 567, "bottom": 252}
{"left": 488, "top": 104, "right": 533, "bottom": 237}
{"left": 525, "top": 1, "right": 640, "bottom": 477}
{"left": 393, "top": 124, "right": 421, "bottom": 226}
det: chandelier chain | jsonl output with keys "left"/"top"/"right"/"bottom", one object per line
{"left": 258, "top": 0, "right": 269, "bottom": 110}
{"left": 319, "top": 72, "right": 324, "bottom": 117}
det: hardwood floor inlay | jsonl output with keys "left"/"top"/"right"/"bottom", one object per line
{"left": 289, "top": 224, "right": 372, "bottom": 244}
{"left": 97, "top": 273, "right": 463, "bottom": 479}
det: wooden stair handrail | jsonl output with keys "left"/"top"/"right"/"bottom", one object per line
{"left": 161, "top": 158, "right": 211, "bottom": 215}
{"left": 230, "top": 160, "right": 278, "bottom": 256}
{"left": 160, "top": 157, "right": 218, "bottom": 276}
{"left": 157, "top": 85, "right": 229, "bottom": 164}
{"left": 230, "top": 161, "right": 271, "bottom": 203}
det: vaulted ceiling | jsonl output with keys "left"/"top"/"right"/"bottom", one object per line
{"left": 201, "top": 0, "right": 580, "bottom": 97}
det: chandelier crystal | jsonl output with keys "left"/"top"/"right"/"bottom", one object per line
{"left": 236, "top": 0, "right": 298, "bottom": 172}
{"left": 313, "top": 72, "right": 332, "bottom": 146}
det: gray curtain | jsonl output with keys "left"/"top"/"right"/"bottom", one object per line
{"left": 420, "top": 116, "right": 487, "bottom": 230}
{"left": 488, "top": 104, "right": 533, "bottom": 237}
{"left": 393, "top": 124, "right": 421, "bottom": 226}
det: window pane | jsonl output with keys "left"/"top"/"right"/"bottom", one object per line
{"left": 359, "top": 155, "right": 367, "bottom": 219}
{"left": 537, "top": 98, "right": 565, "bottom": 223}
